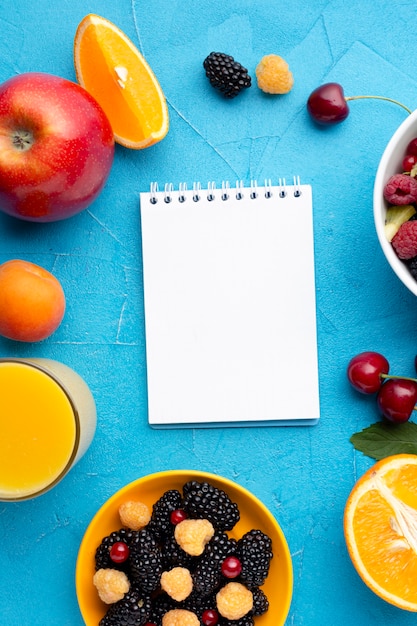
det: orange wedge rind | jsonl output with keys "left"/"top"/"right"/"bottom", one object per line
{"left": 344, "top": 453, "right": 417, "bottom": 611}
{"left": 74, "top": 14, "right": 169, "bottom": 149}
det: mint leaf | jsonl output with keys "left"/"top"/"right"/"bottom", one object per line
{"left": 350, "top": 422, "right": 417, "bottom": 460}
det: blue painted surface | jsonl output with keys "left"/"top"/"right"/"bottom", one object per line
{"left": 1, "top": 1, "right": 417, "bottom": 624}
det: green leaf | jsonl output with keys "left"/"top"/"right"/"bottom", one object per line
{"left": 350, "top": 422, "right": 417, "bottom": 460}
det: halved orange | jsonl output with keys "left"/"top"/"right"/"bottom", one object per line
{"left": 74, "top": 14, "right": 169, "bottom": 149}
{"left": 344, "top": 454, "right": 417, "bottom": 611}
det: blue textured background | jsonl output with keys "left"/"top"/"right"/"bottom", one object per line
{"left": 1, "top": 1, "right": 417, "bottom": 624}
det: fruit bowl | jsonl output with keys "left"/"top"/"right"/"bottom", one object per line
{"left": 76, "top": 470, "right": 293, "bottom": 625}
{"left": 374, "top": 108, "right": 417, "bottom": 296}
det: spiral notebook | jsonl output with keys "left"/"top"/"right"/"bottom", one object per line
{"left": 139, "top": 178, "right": 320, "bottom": 428}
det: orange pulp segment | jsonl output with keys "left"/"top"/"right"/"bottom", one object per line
{"left": 344, "top": 454, "right": 417, "bottom": 611}
{"left": 74, "top": 14, "right": 169, "bottom": 149}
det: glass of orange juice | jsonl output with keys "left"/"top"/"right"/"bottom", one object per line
{"left": 0, "top": 357, "right": 97, "bottom": 501}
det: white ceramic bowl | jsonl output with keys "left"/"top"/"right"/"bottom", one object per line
{"left": 374, "top": 109, "right": 417, "bottom": 296}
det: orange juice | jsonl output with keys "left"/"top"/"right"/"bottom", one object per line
{"left": 0, "top": 358, "right": 96, "bottom": 500}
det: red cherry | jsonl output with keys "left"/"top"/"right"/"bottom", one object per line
{"left": 406, "top": 138, "right": 417, "bottom": 156}
{"left": 307, "top": 84, "right": 412, "bottom": 127}
{"left": 376, "top": 378, "right": 417, "bottom": 423}
{"left": 109, "top": 541, "right": 130, "bottom": 563}
{"left": 347, "top": 351, "right": 389, "bottom": 394}
{"left": 307, "top": 82, "right": 349, "bottom": 125}
{"left": 170, "top": 509, "right": 187, "bottom": 525}
{"left": 402, "top": 154, "right": 417, "bottom": 172}
{"left": 221, "top": 555, "right": 242, "bottom": 578}
{"left": 202, "top": 609, "right": 219, "bottom": 626}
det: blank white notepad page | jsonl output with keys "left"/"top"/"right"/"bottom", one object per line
{"left": 140, "top": 181, "right": 320, "bottom": 427}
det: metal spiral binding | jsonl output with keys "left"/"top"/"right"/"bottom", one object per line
{"left": 149, "top": 181, "right": 158, "bottom": 204}
{"left": 207, "top": 181, "right": 216, "bottom": 202}
{"left": 221, "top": 180, "right": 230, "bottom": 201}
{"left": 178, "top": 182, "right": 187, "bottom": 203}
{"left": 149, "top": 178, "right": 303, "bottom": 203}
{"left": 264, "top": 179, "right": 273, "bottom": 198}
{"left": 293, "top": 175, "right": 302, "bottom": 197}
{"left": 193, "top": 181, "right": 201, "bottom": 202}
{"left": 164, "top": 182, "right": 173, "bottom": 203}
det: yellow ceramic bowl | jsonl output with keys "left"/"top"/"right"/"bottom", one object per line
{"left": 76, "top": 470, "right": 293, "bottom": 625}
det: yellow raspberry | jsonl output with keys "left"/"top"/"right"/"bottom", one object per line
{"left": 174, "top": 518, "right": 214, "bottom": 556}
{"left": 118, "top": 500, "right": 151, "bottom": 530}
{"left": 93, "top": 568, "right": 130, "bottom": 604}
{"left": 162, "top": 608, "right": 199, "bottom": 626}
{"left": 255, "top": 54, "right": 294, "bottom": 94}
{"left": 216, "top": 582, "right": 253, "bottom": 620}
{"left": 160, "top": 567, "right": 193, "bottom": 601}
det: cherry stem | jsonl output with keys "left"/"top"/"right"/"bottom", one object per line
{"left": 345, "top": 95, "right": 413, "bottom": 115}
{"left": 381, "top": 373, "right": 417, "bottom": 383}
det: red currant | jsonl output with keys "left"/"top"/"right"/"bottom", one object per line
{"left": 170, "top": 509, "right": 187, "bottom": 525}
{"left": 221, "top": 555, "right": 242, "bottom": 578}
{"left": 202, "top": 609, "right": 219, "bottom": 626}
{"left": 347, "top": 351, "right": 389, "bottom": 394}
{"left": 406, "top": 138, "right": 417, "bottom": 156}
{"left": 402, "top": 154, "right": 417, "bottom": 172}
{"left": 109, "top": 541, "right": 130, "bottom": 563}
{"left": 376, "top": 378, "right": 417, "bottom": 423}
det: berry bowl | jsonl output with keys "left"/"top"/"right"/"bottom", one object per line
{"left": 75, "top": 469, "right": 293, "bottom": 625}
{"left": 374, "top": 108, "right": 417, "bottom": 297}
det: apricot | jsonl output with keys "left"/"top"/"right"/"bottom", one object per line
{"left": 0, "top": 259, "right": 66, "bottom": 342}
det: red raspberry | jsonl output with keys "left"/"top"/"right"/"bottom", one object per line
{"left": 392, "top": 220, "right": 417, "bottom": 259}
{"left": 383, "top": 173, "right": 417, "bottom": 205}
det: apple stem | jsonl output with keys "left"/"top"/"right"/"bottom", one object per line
{"left": 345, "top": 95, "right": 412, "bottom": 115}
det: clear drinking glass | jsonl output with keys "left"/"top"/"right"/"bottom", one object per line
{"left": 0, "top": 357, "right": 97, "bottom": 501}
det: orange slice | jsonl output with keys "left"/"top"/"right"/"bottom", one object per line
{"left": 344, "top": 454, "right": 417, "bottom": 611}
{"left": 74, "top": 14, "right": 169, "bottom": 149}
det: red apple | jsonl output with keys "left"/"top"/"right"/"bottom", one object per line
{"left": 0, "top": 72, "right": 114, "bottom": 222}
{"left": 307, "top": 82, "right": 349, "bottom": 125}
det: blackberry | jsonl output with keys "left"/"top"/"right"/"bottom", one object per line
{"left": 236, "top": 529, "right": 273, "bottom": 588}
{"left": 99, "top": 588, "right": 151, "bottom": 626}
{"left": 95, "top": 528, "right": 138, "bottom": 571}
{"left": 406, "top": 255, "right": 417, "bottom": 280}
{"left": 251, "top": 586, "right": 269, "bottom": 616}
{"left": 203, "top": 52, "right": 251, "bottom": 99}
{"left": 129, "top": 529, "right": 163, "bottom": 593}
{"left": 147, "top": 489, "right": 183, "bottom": 541}
{"left": 221, "top": 616, "right": 254, "bottom": 626}
{"left": 163, "top": 533, "right": 195, "bottom": 570}
{"left": 182, "top": 480, "right": 240, "bottom": 531}
{"left": 183, "top": 592, "right": 217, "bottom": 621}
{"left": 192, "top": 530, "right": 237, "bottom": 596}
{"left": 147, "top": 593, "right": 177, "bottom": 626}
